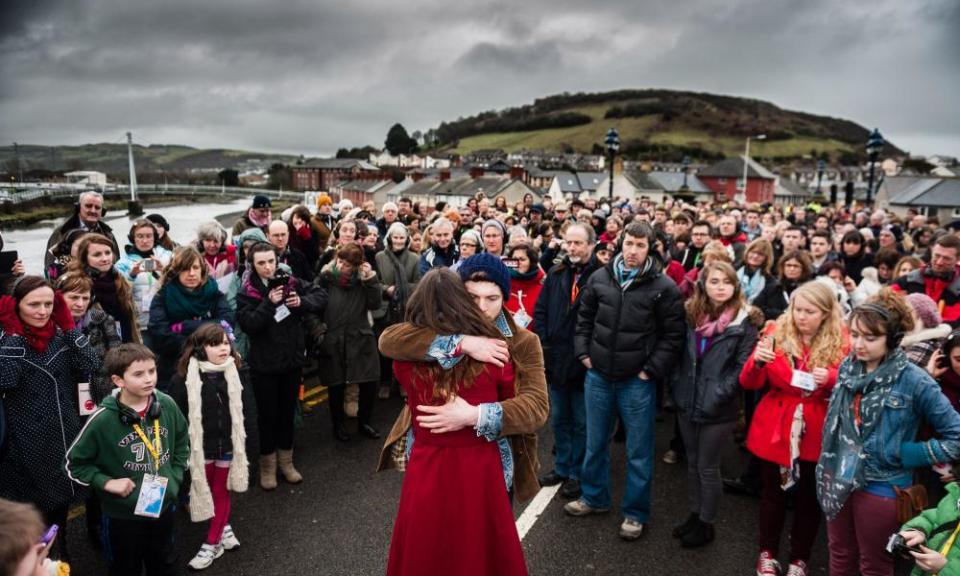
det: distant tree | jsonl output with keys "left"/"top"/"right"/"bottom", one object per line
{"left": 900, "top": 158, "right": 936, "bottom": 174}
{"left": 337, "top": 145, "right": 379, "bottom": 159}
{"left": 266, "top": 163, "right": 292, "bottom": 190}
{"left": 411, "top": 130, "right": 423, "bottom": 146}
{"left": 218, "top": 168, "right": 239, "bottom": 186}
{"left": 385, "top": 123, "right": 418, "bottom": 155}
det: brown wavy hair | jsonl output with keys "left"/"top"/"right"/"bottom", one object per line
{"left": 773, "top": 280, "right": 848, "bottom": 368}
{"left": 851, "top": 288, "right": 916, "bottom": 343}
{"left": 404, "top": 268, "right": 505, "bottom": 401}
{"left": 160, "top": 246, "right": 208, "bottom": 289}
{"left": 686, "top": 262, "right": 744, "bottom": 326}
{"left": 68, "top": 233, "right": 138, "bottom": 328}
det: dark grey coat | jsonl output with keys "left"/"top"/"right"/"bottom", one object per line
{"left": 671, "top": 309, "right": 759, "bottom": 424}
{"left": 317, "top": 264, "right": 382, "bottom": 386}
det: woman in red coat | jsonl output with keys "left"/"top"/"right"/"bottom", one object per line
{"left": 505, "top": 245, "right": 544, "bottom": 332}
{"left": 739, "top": 281, "right": 849, "bottom": 576}
{"left": 387, "top": 268, "right": 528, "bottom": 576}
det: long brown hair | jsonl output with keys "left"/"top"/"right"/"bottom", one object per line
{"left": 686, "top": 262, "right": 744, "bottom": 325}
{"left": 67, "top": 233, "right": 138, "bottom": 324}
{"left": 176, "top": 322, "right": 242, "bottom": 376}
{"left": 405, "top": 268, "right": 505, "bottom": 401}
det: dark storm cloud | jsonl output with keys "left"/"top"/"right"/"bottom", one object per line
{"left": 0, "top": 0, "right": 957, "bottom": 157}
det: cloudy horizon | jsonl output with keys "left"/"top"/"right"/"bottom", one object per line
{"left": 1, "top": 0, "right": 958, "bottom": 159}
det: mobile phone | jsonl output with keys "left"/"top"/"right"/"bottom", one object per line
{"left": 141, "top": 259, "right": 156, "bottom": 272}
{"left": 267, "top": 272, "right": 289, "bottom": 290}
{"left": 39, "top": 524, "right": 58, "bottom": 547}
{"left": 766, "top": 336, "right": 776, "bottom": 349}
{"left": 502, "top": 258, "right": 519, "bottom": 270}
{"left": 0, "top": 250, "right": 18, "bottom": 272}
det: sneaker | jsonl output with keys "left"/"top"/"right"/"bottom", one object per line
{"left": 563, "top": 499, "right": 610, "bottom": 517}
{"left": 221, "top": 525, "right": 240, "bottom": 551}
{"left": 619, "top": 518, "right": 645, "bottom": 541}
{"left": 662, "top": 450, "right": 679, "bottom": 464}
{"left": 756, "top": 550, "right": 781, "bottom": 576}
{"left": 188, "top": 543, "right": 223, "bottom": 571}
{"left": 560, "top": 478, "right": 582, "bottom": 499}
{"left": 784, "top": 560, "right": 808, "bottom": 576}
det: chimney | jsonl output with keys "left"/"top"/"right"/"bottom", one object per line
{"left": 440, "top": 169, "right": 451, "bottom": 182}
{"left": 469, "top": 166, "right": 484, "bottom": 179}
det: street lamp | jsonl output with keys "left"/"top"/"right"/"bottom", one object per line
{"left": 739, "top": 134, "right": 766, "bottom": 204}
{"left": 681, "top": 155, "right": 690, "bottom": 191}
{"left": 865, "top": 128, "right": 884, "bottom": 206}
{"left": 816, "top": 159, "right": 825, "bottom": 196}
{"left": 605, "top": 127, "right": 620, "bottom": 200}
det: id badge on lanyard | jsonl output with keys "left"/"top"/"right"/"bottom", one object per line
{"left": 132, "top": 419, "right": 166, "bottom": 518}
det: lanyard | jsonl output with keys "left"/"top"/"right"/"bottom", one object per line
{"left": 132, "top": 418, "right": 162, "bottom": 474}
{"left": 571, "top": 272, "right": 580, "bottom": 304}
{"left": 851, "top": 393, "right": 862, "bottom": 433}
{"left": 937, "top": 521, "right": 960, "bottom": 574}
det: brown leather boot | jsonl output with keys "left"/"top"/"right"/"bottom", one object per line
{"left": 259, "top": 453, "right": 277, "bottom": 491}
{"left": 277, "top": 449, "right": 303, "bottom": 484}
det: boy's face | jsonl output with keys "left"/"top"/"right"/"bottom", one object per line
{"left": 464, "top": 280, "right": 503, "bottom": 321}
{"left": 112, "top": 359, "right": 157, "bottom": 401}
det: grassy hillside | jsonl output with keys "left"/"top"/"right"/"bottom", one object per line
{"left": 0, "top": 143, "right": 299, "bottom": 177}
{"left": 435, "top": 89, "right": 902, "bottom": 161}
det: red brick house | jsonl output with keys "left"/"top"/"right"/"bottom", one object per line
{"left": 291, "top": 158, "right": 382, "bottom": 192}
{"left": 698, "top": 156, "right": 775, "bottom": 204}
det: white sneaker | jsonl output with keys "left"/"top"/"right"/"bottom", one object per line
{"left": 662, "top": 450, "right": 679, "bottom": 464}
{"left": 221, "top": 525, "right": 240, "bottom": 550}
{"left": 619, "top": 518, "right": 645, "bottom": 540}
{"left": 188, "top": 543, "right": 223, "bottom": 571}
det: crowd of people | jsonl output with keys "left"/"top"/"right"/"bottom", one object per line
{"left": 2, "top": 187, "right": 960, "bottom": 576}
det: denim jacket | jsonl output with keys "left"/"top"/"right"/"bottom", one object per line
{"left": 860, "top": 363, "right": 960, "bottom": 484}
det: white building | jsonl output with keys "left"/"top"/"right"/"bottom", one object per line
{"left": 65, "top": 171, "right": 108, "bottom": 188}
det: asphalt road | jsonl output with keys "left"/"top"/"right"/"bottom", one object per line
{"left": 64, "top": 395, "right": 830, "bottom": 575}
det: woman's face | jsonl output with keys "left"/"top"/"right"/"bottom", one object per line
{"left": 827, "top": 268, "right": 845, "bottom": 286}
{"left": 595, "top": 249, "right": 611, "bottom": 265}
{"left": 842, "top": 240, "right": 861, "bottom": 256}
{"left": 606, "top": 220, "right": 620, "bottom": 234}
{"left": 86, "top": 243, "right": 114, "bottom": 272}
{"left": 410, "top": 235, "right": 422, "bottom": 253}
{"left": 204, "top": 338, "right": 232, "bottom": 365}
{"left": 792, "top": 294, "right": 827, "bottom": 337}
{"left": 782, "top": 259, "right": 804, "bottom": 281}
{"left": 389, "top": 232, "right": 407, "bottom": 251}
{"left": 202, "top": 238, "right": 222, "bottom": 256}
{"left": 850, "top": 318, "right": 888, "bottom": 366}
{"left": 512, "top": 250, "right": 531, "bottom": 274}
{"left": 745, "top": 249, "right": 765, "bottom": 270}
{"left": 459, "top": 238, "right": 478, "bottom": 259}
{"left": 877, "top": 263, "right": 892, "bottom": 282}
{"left": 950, "top": 347, "right": 960, "bottom": 376}
{"left": 178, "top": 260, "right": 203, "bottom": 289}
{"left": 336, "top": 258, "right": 355, "bottom": 276}
{"left": 483, "top": 228, "right": 503, "bottom": 255}
{"left": 132, "top": 226, "right": 155, "bottom": 252}
{"left": 18, "top": 287, "right": 55, "bottom": 329}
{"left": 63, "top": 290, "right": 92, "bottom": 320}
{"left": 705, "top": 270, "right": 735, "bottom": 306}
{"left": 878, "top": 231, "right": 896, "bottom": 248}
{"left": 338, "top": 223, "right": 357, "bottom": 244}
{"left": 896, "top": 262, "right": 916, "bottom": 277}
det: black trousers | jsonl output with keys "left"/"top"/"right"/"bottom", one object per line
{"left": 327, "top": 381, "right": 376, "bottom": 428}
{"left": 252, "top": 369, "right": 300, "bottom": 454}
{"left": 105, "top": 508, "right": 180, "bottom": 576}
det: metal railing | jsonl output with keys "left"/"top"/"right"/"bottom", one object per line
{"left": 0, "top": 183, "right": 298, "bottom": 204}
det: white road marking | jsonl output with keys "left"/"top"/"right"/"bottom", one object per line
{"left": 516, "top": 484, "right": 562, "bottom": 541}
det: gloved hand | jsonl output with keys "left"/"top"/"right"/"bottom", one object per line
{"left": 52, "top": 291, "right": 76, "bottom": 331}
{"left": 0, "top": 295, "right": 24, "bottom": 336}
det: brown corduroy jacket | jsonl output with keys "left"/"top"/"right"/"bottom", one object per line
{"left": 375, "top": 314, "right": 549, "bottom": 503}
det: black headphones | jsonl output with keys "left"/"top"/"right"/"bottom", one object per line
{"left": 246, "top": 241, "right": 281, "bottom": 266}
{"left": 857, "top": 302, "right": 905, "bottom": 349}
{"left": 75, "top": 193, "right": 108, "bottom": 217}
{"left": 118, "top": 393, "right": 162, "bottom": 425}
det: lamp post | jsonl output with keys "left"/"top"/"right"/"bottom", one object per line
{"left": 739, "top": 134, "right": 766, "bottom": 204}
{"left": 681, "top": 155, "right": 690, "bottom": 191}
{"left": 865, "top": 128, "right": 884, "bottom": 206}
{"left": 605, "top": 127, "right": 620, "bottom": 200}
{"left": 816, "top": 159, "right": 825, "bottom": 196}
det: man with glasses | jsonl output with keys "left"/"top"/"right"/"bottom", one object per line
{"left": 44, "top": 191, "right": 120, "bottom": 270}
{"left": 676, "top": 220, "right": 713, "bottom": 272}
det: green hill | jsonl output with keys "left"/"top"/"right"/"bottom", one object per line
{"left": 0, "top": 143, "right": 299, "bottom": 177}
{"left": 428, "top": 89, "right": 902, "bottom": 162}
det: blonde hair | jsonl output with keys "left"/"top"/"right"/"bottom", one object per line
{"left": 744, "top": 238, "right": 774, "bottom": 276}
{"left": 773, "top": 281, "right": 847, "bottom": 368}
{"left": 0, "top": 498, "right": 44, "bottom": 576}
{"left": 701, "top": 240, "right": 734, "bottom": 265}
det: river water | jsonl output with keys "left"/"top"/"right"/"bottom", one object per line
{"left": 1, "top": 198, "right": 253, "bottom": 276}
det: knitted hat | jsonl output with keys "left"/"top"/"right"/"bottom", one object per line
{"left": 145, "top": 213, "right": 170, "bottom": 231}
{"left": 252, "top": 195, "right": 272, "bottom": 209}
{"left": 481, "top": 218, "right": 508, "bottom": 239}
{"left": 458, "top": 253, "right": 510, "bottom": 299}
{"left": 316, "top": 193, "right": 333, "bottom": 208}
{"left": 905, "top": 293, "right": 942, "bottom": 329}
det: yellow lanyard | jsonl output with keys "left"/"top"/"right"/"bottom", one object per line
{"left": 132, "top": 418, "right": 162, "bottom": 474}
{"left": 936, "top": 522, "right": 960, "bottom": 575}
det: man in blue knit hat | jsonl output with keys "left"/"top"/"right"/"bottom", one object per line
{"left": 377, "top": 254, "right": 549, "bottom": 504}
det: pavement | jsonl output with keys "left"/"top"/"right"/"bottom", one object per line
{"left": 64, "top": 394, "right": 830, "bottom": 575}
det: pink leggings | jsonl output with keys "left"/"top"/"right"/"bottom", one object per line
{"left": 205, "top": 461, "right": 232, "bottom": 545}
{"left": 826, "top": 489, "right": 899, "bottom": 576}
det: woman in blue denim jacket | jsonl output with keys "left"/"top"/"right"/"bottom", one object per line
{"left": 817, "top": 289, "right": 960, "bottom": 576}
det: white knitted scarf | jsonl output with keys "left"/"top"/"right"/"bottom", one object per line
{"left": 185, "top": 356, "right": 249, "bottom": 522}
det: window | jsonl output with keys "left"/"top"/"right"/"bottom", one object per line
{"left": 952, "top": 207, "right": 960, "bottom": 218}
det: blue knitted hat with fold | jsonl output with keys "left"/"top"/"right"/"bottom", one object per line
{"left": 457, "top": 253, "right": 510, "bottom": 299}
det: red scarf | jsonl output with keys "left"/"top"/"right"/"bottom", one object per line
{"left": 23, "top": 320, "right": 57, "bottom": 353}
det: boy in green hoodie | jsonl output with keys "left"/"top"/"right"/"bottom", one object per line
{"left": 65, "top": 343, "right": 189, "bottom": 576}
{"left": 899, "top": 481, "right": 960, "bottom": 575}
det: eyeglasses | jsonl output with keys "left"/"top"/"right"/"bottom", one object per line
{"left": 460, "top": 242, "right": 477, "bottom": 248}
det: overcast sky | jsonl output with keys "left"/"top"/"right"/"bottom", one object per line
{"left": 1, "top": 0, "right": 957, "bottom": 159}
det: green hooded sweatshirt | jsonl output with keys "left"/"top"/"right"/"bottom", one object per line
{"left": 902, "top": 482, "right": 960, "bottom": 576}
{"left": 64, "top": 391, "right": 189, "bottom": 520}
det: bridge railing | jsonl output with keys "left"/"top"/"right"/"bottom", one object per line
{"left": 0, "top": 183, "right": 301, "bottom": 204}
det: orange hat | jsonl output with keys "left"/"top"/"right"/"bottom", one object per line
{"left": 316, "top": 193, "right": 333, "bottom": 208}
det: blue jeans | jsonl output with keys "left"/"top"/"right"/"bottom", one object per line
{"left": 549, "top": 386, "right": 586, "bottom": 480}
{"left": 580, "top": 369, "right": 657, "bottom": 523}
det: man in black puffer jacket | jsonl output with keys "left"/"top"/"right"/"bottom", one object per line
{"left": 565, "top": 221, "right": 686, "bottom": 542}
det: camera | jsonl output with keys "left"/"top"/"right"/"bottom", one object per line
{"left": 267, "top": 271, "right": 290, "bottom": 291}
{"left": 141, "top": 259, "right": 156, "bottom": 272}
{"left": 885, "top": 533, "right": 921, "bottom": 559}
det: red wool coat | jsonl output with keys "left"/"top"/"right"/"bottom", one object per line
{"left": 506, "top": 268, "right": 545, "bottom": 333}
{"left": 739, "top": 324, "right": 849, "bottom": 467}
